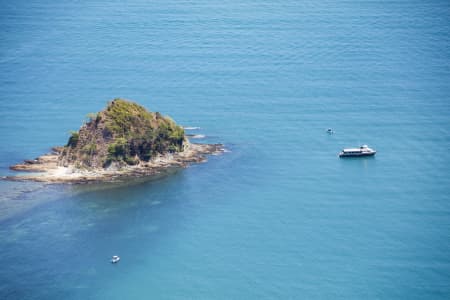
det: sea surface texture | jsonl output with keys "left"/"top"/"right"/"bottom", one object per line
{"left": 1, "top": 1, "right": 449, "bottom": 299}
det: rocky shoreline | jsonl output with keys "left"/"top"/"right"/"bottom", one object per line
{"left": 6, "top": 143, "right": 223, "bottom": 184}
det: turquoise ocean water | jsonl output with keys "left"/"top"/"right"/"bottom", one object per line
{"left": 1, "top": 0, "right": 450, "bottom": 299}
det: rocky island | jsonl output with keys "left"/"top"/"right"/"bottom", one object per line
{"left": 8, "top": 99, "right": 223, "bottom": 183}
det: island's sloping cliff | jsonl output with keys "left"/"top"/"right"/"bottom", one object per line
{"left": 60, "top": 99, "right": 186, "bottom": 169}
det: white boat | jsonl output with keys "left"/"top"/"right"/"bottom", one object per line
{"left": 339, "top": 145, "right": 376, "bottom": 157}
{"left": 111, "top": 255, "right": 120, "bottom": 263}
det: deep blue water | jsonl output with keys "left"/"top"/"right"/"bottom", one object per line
{"left": 1, "top": 0, "right": 450, "bottom": 299}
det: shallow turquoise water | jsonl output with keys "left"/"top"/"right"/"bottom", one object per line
{"left": 1, "top": 0, "right": 450, "bottom": 299}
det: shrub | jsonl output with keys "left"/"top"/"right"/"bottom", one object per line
{"left": 81, "top": 143, "right": 97, "bottom": 154}
{"left": 107, "top": 138, "right": 128, "bottom": 160}
{"left": 67, "top": 131, "right": 79, "bottom": 147}
{"left": 86, "top": 112, "right": 98, "bottom": 122}
{"left": 124, "top": 155, "right": 138, "bottom": 165}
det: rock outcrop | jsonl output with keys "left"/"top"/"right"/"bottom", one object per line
{"left": 60, "top": 99, "right": 186, "bottom": 169}
{"left": 8, "top": 99, "right": 223, "bottom": 183}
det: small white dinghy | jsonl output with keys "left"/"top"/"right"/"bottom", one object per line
{"left": 111, "top": 255, "right": 120, "bottom": 264}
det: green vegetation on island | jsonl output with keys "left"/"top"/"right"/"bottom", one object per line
{"left": 60, "top": 99, "right": 186, "bottom": 169}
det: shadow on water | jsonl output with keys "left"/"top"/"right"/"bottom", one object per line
{"left": 338, "top": 155, "right": 378, "bottom": 173}
{"left": 338, "top": 155, "right": 376, "bottom": 161}
{"left": 67, "top": 166, "right": 183, "bottom": 195}
{"left": 63, "top": 166, "right": 190, "bottom": 224}
{"left": 0, "top": 166, "right": 185, "bottom": 224}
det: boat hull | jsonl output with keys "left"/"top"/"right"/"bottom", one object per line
{"left": 339, "top": 151, "right": 376, "bottom": 157}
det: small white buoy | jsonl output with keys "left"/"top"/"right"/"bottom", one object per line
{"left": 111, "top": 255, "right": 120, "bottom": 264}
